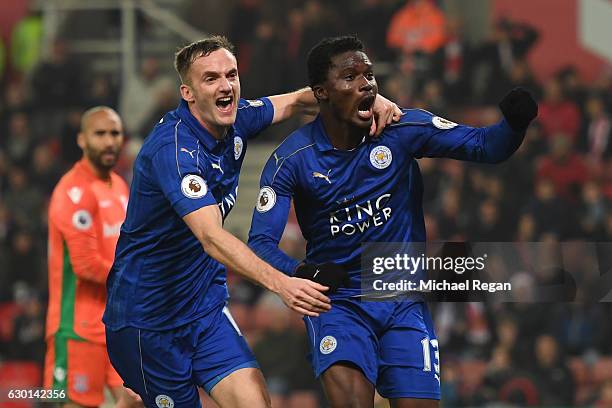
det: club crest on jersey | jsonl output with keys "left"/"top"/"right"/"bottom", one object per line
{"left": 432, "top": 116, "right": 458, "bottom": 129}
{"left": 72, "top": 210, "right": 93, "bottom": 231}
{"left": 155, "top": 395, "right": 174, "bottom": 408}
{"left": 247, "top": 99, "right": 264, "bottom": 107}
{"left": 181, "top": 174, "right": 207, "bottom": 199}
{"left": 256, "top": 186, "right": 276, "bottom": 213}
{"left": 234, "top": 136, "right": 244, "bottom": 160}
{"left": 320, "top": 335, "right": 337, "bottom": 354}
{"left": 370, "top": 146, "right": 392, "bottom": 169}
{"left": 74, "top": 374, "right": 89, "bottom": 393}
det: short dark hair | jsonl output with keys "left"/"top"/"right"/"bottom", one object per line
{"left": 307, "top": 35, "right": 365, "bottom": 87}
{"left": 174, "top": 35, "right": 235, "bottom": 83}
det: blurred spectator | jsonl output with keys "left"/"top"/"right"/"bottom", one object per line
{"left": 0, "top": 202, "right": 13, "bottom": 248}
{"left": 537, "top": 135, "right": 589, "bottom": 203}
{"left": 551, "top": 302, "right": 609, "bottom": 356}
{"left": 293, "top": 1, "right": 344, "bottom": 87}
{"left": 474, "top": 18, "right": 538, "bottom": 103}
{"left": 579, "top": 181, "right": 608, "bottom": 239}
{"left": 10, "top": 7, "right": 43, "bottom": 77}
{"left": 2, "top": 80, "right": 30, "bottom": 118}
{"left": 229, "top": 0, "right": 263, "bottom": 71}
{"left": 477, "top": 346, "right": 519, "bottom": 404}
{"left": 516, "top": 213, "right": 536, "bottom": 241}
{"left": 530, "top": 334, "right": 575, "bottom": 406}
{"left": 538, "top": 78, "right": 581, "bottom": 143}
{"left": 524, "top": 178, "right": 571, "bottom": 239}
{"left": 119, "top": 57, "right": 175, "bottom": 138}
{"left": 348, "top": 0, "right": 397, "bottom": 62}
{"left": 436, "top": 187, "right": 463, "bottom": 240}
{"left": 386, "top": 0, "right": 446, "bottom": 56}
{"left": 0, "top": 155, "right": 8, "bottom": 188}
{"left": 430, "top": 16, "right": 473, "bottom": 104}
{"left": 467, "top": 199, "right": 504, "bottom": 241}
{"left": 3, "top": 167, "right": 44, "bottom": 230}
{"left": 241, "top": 20, "right": 285, "bottom": 98}
{"left": 582, "top": 95, "right": 611, "bottom": 164}
{"left": 5, "top": 112, "right": 34, "bottom": 167}
{"left": 557, "top": 66, "right": 588, "bottom": 109}
{"left": 86, "top": 74, "right": 119, "bottom": 108}
{"left": 507, "top": 59, "right": 542, "bottom": 99}
{"left": 595, "top": 379, "right": 612, "bottom": 407}
{"left": 420, "top": 79, "right": 447, "bottom": 115}
{"left": 30, "top": 144, "right": 63, "bottom": 196}
{"left": 31, "top": 40, "right": 85, "bottom": 110}
{"left": 8, "top": 283, "right": 45, "bottom": 363}
{"left": 6, "top": 229, "right": 43, "bottom": 290}
{"left": 59, "top": 109, "right": 85, "bottom": 167}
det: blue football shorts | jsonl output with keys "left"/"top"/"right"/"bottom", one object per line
{"left": 106, "top": 304, "right": 258, "bottom": 408}
{"left": 304, "top": 299, "right": 440, "bottom": 400}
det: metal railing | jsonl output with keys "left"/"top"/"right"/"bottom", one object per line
{"left": 37, "top": 0, "right": 207, "bottom": 85}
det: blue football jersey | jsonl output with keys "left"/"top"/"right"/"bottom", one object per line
{"left": 104, "top": 98, "right": 274, "bottom": 330}
{"left": 248, "top": 109, "right": 522, "bottom": 298}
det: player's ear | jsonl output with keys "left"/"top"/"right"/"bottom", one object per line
{"left": 313, "top": 84, "right": 328, "bottom": 102}
{"left": 180, "top": 83, "right": 195, "bottom": 103}
{"left": 77, "top": 132, "right": 85, "bottom": 150}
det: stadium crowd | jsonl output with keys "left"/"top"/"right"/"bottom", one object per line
{"left": 1, "top": 0, "right": 611, "bottom": 406}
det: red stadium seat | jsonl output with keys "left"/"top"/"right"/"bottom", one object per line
{"left": 0, "top": 302, "right": 19, "bottom": 342}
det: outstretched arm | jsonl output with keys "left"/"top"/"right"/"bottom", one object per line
{"left": 398, "top": 88, "right": 538, "bottom": 163}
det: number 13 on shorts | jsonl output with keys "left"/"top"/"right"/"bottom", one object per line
{"left": 421, "top": 338, "right": 440, "bottom": 383}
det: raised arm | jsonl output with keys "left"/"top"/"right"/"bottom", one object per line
{"left": 399, "top": 88, "right": 538, "bottom": 163}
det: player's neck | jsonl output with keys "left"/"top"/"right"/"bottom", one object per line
{"left": 189, "top": 104, "right": 228, "bottom": 140}
{"left": 84, "top": 157, "right": 111, "bottom": 182}
{"left": 320, "top": 112, "right": 366, "bottom": 151}
{"left": 200, "top": 118, "right": 228, "bottom": 140}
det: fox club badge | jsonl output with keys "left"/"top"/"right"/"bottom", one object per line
{"left": 370, "top": 145, "right": 393, "bottom": 169}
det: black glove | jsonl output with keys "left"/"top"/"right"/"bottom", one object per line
{"left": 294, "top": 262, "right": 349, "bottom": 292}
{"left": 499, "top": 87, "right": 538, "bottom": 131}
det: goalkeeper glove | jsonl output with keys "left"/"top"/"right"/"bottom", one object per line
{"left": 294, "top": 262, "right": 349, "bottom": 292}
{"left": 499, "top": 87, "right": 538, "bottom": 131}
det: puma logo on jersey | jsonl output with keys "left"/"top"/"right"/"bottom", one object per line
{"left": 180, "top": 147, "right": 196, "bottom": 158}
{"left": 211, "top": 162, "right": 224, "bottom": 174}
{"left": 312, "top": 170, "right": 332, "bottom": 184}
{"left": 273, "top": 153, "right": 283, "bottom": 166}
